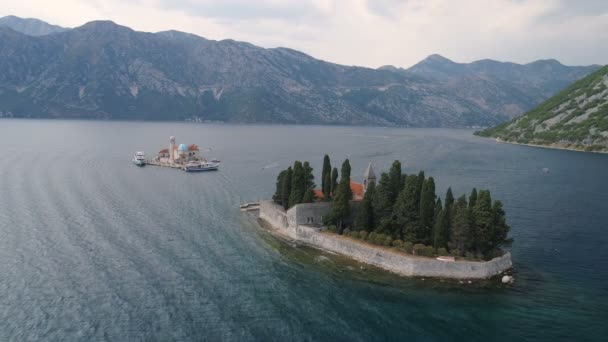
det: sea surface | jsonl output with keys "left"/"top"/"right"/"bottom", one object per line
{"left": 0, "top": 120, "right": 606, "bottom": 341}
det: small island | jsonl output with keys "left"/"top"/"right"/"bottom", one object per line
{"left": 256, "top": 156, "right": 513, "bottom": 280}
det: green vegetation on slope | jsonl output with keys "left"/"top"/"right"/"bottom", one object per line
{"left": 477, "top": 66, "right": 608, "bottom": 152}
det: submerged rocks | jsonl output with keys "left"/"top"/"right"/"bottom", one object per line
{"left": 501, "top": 275, "right": 514, "bottom": 284}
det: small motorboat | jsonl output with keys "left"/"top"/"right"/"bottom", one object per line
{"left": 182, "top": 161, "right": 219, "bottom": 172}
{"left": 132, "top": 152, "right": 146, "bottom": 166}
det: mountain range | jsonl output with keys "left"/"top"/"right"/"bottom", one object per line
{"left": 0, "top": 15, "right": 601, "bottom": 126}
{"left": 477, "top": 66, "right": 608, "bottom": 153}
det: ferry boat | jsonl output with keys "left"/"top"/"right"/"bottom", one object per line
{"left": 183, "top": 160, "right": 219, "bottom": 172}
{"left": 132, "top": 152, "right": 146, "bottom": 166}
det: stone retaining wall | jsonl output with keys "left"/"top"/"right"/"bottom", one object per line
{"left": 258, "top": 201, "right": 512, "bottom": 279}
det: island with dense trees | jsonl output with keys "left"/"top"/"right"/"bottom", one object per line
{"left": 260, "top": 156, "right": 513, "bottom": 279}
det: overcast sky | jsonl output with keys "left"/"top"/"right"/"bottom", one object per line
{"left": 2, "top": 0, "right": 607, "bottom": 68}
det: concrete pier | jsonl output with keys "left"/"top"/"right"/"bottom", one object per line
{"left": 146, "top": 160, "right": 184, "bottom": 169}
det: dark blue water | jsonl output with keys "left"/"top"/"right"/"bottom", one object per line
{"left": 0, "top": 119, "right": 606, "bottom": 341}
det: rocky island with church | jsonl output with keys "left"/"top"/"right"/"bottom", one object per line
{"left": 254, "top": 155, "right": 514, "bottom": 282}
{"left": 145, "top": 136, "right": 220, "bottom": 172}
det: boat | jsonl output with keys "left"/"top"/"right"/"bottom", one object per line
{"left": 182, "top": 160, "right": 220, "bottom": 172}
{"left": 132, "top": 152, "right": 146, "bottom": 166}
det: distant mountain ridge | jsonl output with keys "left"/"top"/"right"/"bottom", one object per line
{"left": 0, "top": 15, "right": 600, "bottom": 126}
{"left": 383, "top": 54, "right": 600, "bottom": 120}
{"left": 0, "top": 15, "right": 68, "bottom": 36}
{"left": 477, "top": 66, "right": 608, "bottom": 153}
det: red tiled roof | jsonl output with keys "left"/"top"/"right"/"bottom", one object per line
{"left": 313, "top": 181, "right": 364, "bottom": 201}
{"left": 158, "top": 148, "right": 169, "bottom": 153}
{"left": 350, "top": 181, "right": 364, "bottom": 200}
{"left": 188, "top": 144, "right": 199, "bottom": 151}
{"left": 314, "top": 189, "right": 325, "bottom": 199}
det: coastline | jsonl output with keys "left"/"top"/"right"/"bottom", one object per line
{"left": 256, "top": 201, "right": 512, "bottom": 280}
{"left": 492, "top": 137, "right": 608, "bottom": 154}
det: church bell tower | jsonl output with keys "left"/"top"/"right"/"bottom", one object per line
{"left": 363, "top": 163, "right": 376, "bottom": 193}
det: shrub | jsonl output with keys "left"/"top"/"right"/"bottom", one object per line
{"left": 465, "top": 251, "right": 475, "bottom": 260}
{"left": 413, "top": 244, "right": 435, "bottom": 257}
{"left": 437, "top": 248, "right": 448, "bottom": 256}
{"left": 402, "top": 242, "right": 413, "bottom": 254}
{"left": 343, "top": 228, "right": 351, "bottom": 236}
{"left": 383, "top": 237, "right": 393, "bottom": 246}
{"left": 327, "top": 225, "right": 337, "bottom": 233}
{"left": 350, "top": 231, "right": 359, "bottom": 239}
{"left": 392, "top": 239, "right": 404, "bottom": 248}
{"left": 368, "top": 232, "right": 377, "bottom": 243}
{"left": 359, "top": 231, "right": 369, "bottom": 240}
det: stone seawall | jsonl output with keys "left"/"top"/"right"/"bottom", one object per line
{"left": 257, "top": 201, "right": 512, "bottom": 279}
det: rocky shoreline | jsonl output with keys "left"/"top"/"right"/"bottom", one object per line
{"left": 494, "top": 137, "right": 608, "bottom": 154}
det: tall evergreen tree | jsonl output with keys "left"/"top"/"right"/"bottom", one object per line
{"left": 322, "top": 155, "right": 332, "bottom": 200}
{"left": 418, "top": 177, "right": 436, "bottom": 243}
{"left": 416, "top": 171, "right": 425, "bottom": 200}
{"left": 490, "top": 200, "right": 511, "bottom": 253}
{"left": 472, "top": 190, "right": 494, "bottom": 257}
{"left": 354, "top": 181, "right": 375, "bottom": 231}
{"left": 341, "top": 159, "right": 353, "bottom": 201}
{"left": 273, "top": 170, "right": 286, "bottom": 203}
{"left": 434, "top": 198, "right": 443, "bottom": 220}
{"left": 433, "top": 208, "right": 449, "bottom": 249}
{"left": 323, "top": 172, "right": 331, "bottom": 201}
{"left": 450, "top": 195, "right": 470, "bottom": 255}
{"left": 388, "top": 160, "right": 402, "bottom": 202}
{"left": 372, "top": 173, "right": 394, "bottom": 233}
{"left": 394, "top": 175, "right": 421, "bottom": 242}
{"left": 289, "top": 161, "right": 305, "bottom": 207}
{"left": 445, "top": 188, "right": 455, "bottom": 210}
{"left": 280, "top": 167, "right": 292, "bottom": 210}
{"left": 469, "top": 188, "right": 478, "bottom": 208}
{"left": 331, "top": 159, "right": 352, "bottom": 233}
{"left": 331, "top": 167, "right": 339, "bottom": 198}
{"left": 303, "top": 161, "right": 315, "bottom": 191}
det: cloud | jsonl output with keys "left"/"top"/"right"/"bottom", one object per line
{"left": 0, "top": 0, "right": 606, "bottom": 68}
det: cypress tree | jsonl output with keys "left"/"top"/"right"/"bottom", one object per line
{"left": 388, "top": 160, "right": 402, "bottom": 202}
{"left": 472, "top": 190, "right": 494, "bottom": 257}
{"left": 419, "top": 177, "right": 436, "bottom": 243}
{"left": 273, "top": 170, "right": 286, "bottom": 203}
{"left": 280, "top": 167, "right": 292, "bottom": 210}
{"left": 322, "top": 155, "right": 332, "bottom": 199}
{"left": 341, "top": 159, "right": 353, "bottom": 201}
{"left": 354, "top": 181, "right": 375, "bottom": 231}
{"left": 331, "top": 159, "right": 352, "bottom": 233}
{"left": 435, "top": 198, "right": 443, "bottom": 220}
{"left": 289, "top": 161, "right": 305, "bottom": 207}
{"left": 303, "top": 161, "right": 315, "bottom": 192}
{"left": 416, "top": 171, "right": 425, "bottom": 200}
{"left": 331, "top": 167, "right": 339, "bottom": 198}
{"left": 433, "top": 208, "right": 449, "bottom": 249}
{"left": 450, "top": 195, "right": 470, "bottom": 256}
{"left": 490, "top": 200, "right": 511, "bottom": 253}
{"left": 394, "top": 175, "right": 420, "bottom": 242}
{"left": 469, "top": 188, "right": 478, "bottom": 208}
{"left": 323, "top": 173, "right": 331, "bottom": 201}
{"left": 372, "top": 173, "right": 393, "bottom": 233}
{"left": 445, "top": 188, "right": 454, "bottom": 210}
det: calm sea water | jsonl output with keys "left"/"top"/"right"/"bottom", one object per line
{"left": 0, "top": 119, "right": 606, "bottom": 341}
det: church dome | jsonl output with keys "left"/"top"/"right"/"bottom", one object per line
{"left": 178, "top": 144, "right": 188, "bottom": 151}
